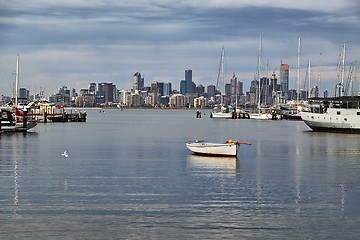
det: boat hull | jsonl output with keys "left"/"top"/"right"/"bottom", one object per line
{"left": 1, "top": 121, "right": 38, "bottom": 132}
{"left": 210, "top": 111, "right": 233, "bottom": 119}
{"left": 249, "top": 113, "right": 273, "bottom": 120}
{"left": 186, "top": 141, "right": 238, "bottom": 156}
{"left": 300, "top": 108, "right": 360, "bottom": 133}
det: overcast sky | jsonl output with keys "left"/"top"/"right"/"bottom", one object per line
{"left": 0, "top": 0, "right": 359, "bottom": 97}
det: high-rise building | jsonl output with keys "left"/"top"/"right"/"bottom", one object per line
{"left": 163, "top": 82, "right": 172, "bottom": 96}
{"left": 230, "top": 73, "right": 237, "bottom": 104}
{"left": 280, "top": 63, "right": 289, "bottom": 94}
{"left": 89, "top": 83, "right": 96, "bottom": 94}
{"left": 207, "top": 85, "right": 216, "bottom": 98}
{"left": 151, "top": 81, "right": 158, "bottom": 93}
{"left": 98, "top": 82, "right": 116, "bottom": 103}
{"left": 133, "top": 72, "right": 144, "bottom": 92}
{"left": 185, "top": 69, "right": 192, "bottom": 94}
{"left": 180, "top": 80, "right": 186, "bottom": 95}
{"left": 196, "top": 84, "right": 205, "bottom": 96}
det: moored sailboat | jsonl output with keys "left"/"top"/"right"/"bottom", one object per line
{"left": 210, "top": 47, "right": 234, "bottom": 119}
{"left": 0, "top": 54, "right": 38, "bottom": 132}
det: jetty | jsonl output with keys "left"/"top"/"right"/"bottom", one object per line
{"left": 43, "top": 110, "right": 87, "bottom": 123}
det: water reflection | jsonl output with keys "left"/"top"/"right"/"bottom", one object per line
{"left": 13, "top": 155, "right": 20, "bottom": 215}
{"left": 186, "top": 154, "right": 239, "bottom": 178}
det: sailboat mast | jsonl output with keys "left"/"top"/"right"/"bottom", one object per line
{"left": 340, "top": 42, "right": 346, "bottom": 96}
{"left": 256, "top": 35, "right": 263, "bottom": 107}
{"left": 308, "top": 58, "right": 311, "bottom": 98}
{"left": 221, "top": 47, "right": 225, "bottom": 105}
{"left": 15, "top": 54, "right": 19, "bottom": 106}
{"left": 296, "top": 38, "right": 301, "bottom": 102}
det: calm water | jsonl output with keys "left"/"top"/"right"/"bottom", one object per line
{"left": 1, "top": 109, "right": 360, "bottom": 239}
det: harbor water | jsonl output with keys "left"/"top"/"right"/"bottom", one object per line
{"left": 1, "top": 109, "right": 360, "bottom": 239}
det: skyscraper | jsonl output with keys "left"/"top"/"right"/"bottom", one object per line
{"left": 133, "top": 72, "right": 144, "bottom": 92}
{"left": 163, "top": 82, "right": 172, "bottom": 96}
{"left": 280, "top": 63, "right": 289, "bottom": 94}
{"left": 185, "top": 69, "right": 192, "bottom": 94}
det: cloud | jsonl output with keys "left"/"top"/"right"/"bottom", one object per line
{"left": 0, "top": 0, "right": 359, "bottom": 96}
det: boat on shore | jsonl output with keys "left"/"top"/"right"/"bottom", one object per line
{"left": 186, "top": 140, "right": 251, "bottom": 156}
{"left": 300, "top": 96, "right": 360, "bottom": 133}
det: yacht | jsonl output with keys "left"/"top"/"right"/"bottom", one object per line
{"left": 300, "top": 96, "right": 360, "bottom": 133}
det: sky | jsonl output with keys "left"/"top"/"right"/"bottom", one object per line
{"left": 0, "top": 0, "right": 359, "bottom": 97}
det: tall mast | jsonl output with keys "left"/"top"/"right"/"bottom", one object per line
{"left": 256, "top": 35, "right": 263, "bottom": 107}
{"left": 340, "top": 42, "right": 346, "bottom": 96}
{"left": 296, "top": 38, "right": 301, "bottom": 102}
{"left": 15, "top": 54, "right": 19, "bottom": 106}
{"left": 307, "top": 58, "right": 311, "bottom": 98}
{"left": 317, "top": 53, "right": 322, "bottom": 94}
{"left": 220, "top": 46, "right": 225, "bottom": 105}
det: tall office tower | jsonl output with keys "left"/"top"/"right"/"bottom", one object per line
{"left": 270, "top": 72, "right": 278, "bottom": 92}
{"left": 185, "top": 69, "right": 192, "bottom": 94}
{"left": 157, "top": 82, "right": 164, "bottom": 96}
{"left": 163, "top": 82, "right": 172, "bottom": 96}
{"left": 180, "top": 80, "right": 186, "bottom": 95}
{"left": 133, "top": 72, "right": 144, "bottom": 92}
{"left": 280, "top": 63, "right": 289, "bottom": 94}
{"left": 207, "top": 85, "right": 216, "bottom": 98}
{"left": 98, "top": 82, "right": 116, "bottom": 103}
{"left": 151, "top": 81, "right": 158, "bottom": 93}
{"left": 196, "top": 84, "right": 205, "bottom": 96}
{"left": 238, "top": 81, "right": 243, "bottom": 96}
{"left": 89, "top": 83, "right": 96, "bottom": 94}
{"left": 230, "top": 73, "right": 237, "bottom": 104}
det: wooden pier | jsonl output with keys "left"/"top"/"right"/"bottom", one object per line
{"left": 43, "top": 111, "right": 87, "bottom": 123}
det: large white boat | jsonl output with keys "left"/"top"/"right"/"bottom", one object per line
{"left": 186, "top": 140, "right": 251, "bottom": 156}
{"left": 300, "top": 96, "right": 360, "bottom": 133}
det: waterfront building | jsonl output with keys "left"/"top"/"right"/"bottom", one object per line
{"left": 170, "top": 94, "right": 185, "bottom": 108}
{"left": 147, "top": 93, "right": 159, "bottom": 107}
{"left": 127, "top": 93, "right": 143, "bottom": 107}
{"left": 194, "top": 96, "right": 208, "bottom": 108}
{"left": 160, "top": 96, "right": 170, "bottom": 106}
{"left": 77, "top": 93, "right": 96, "bottom": 107}
{"left": 118, "top": 89, "right": 129, "bottom": 105}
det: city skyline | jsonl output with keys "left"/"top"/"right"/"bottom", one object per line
{"left": 0, "top": 1, "right": 359, "bottom": 97}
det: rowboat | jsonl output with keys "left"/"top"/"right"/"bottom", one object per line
{"left": 186, "top": 140, "right": 251, "bottom": 156}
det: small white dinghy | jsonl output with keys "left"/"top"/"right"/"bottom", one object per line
{"left": 186, "top": 139, "right": 251, "bottom": 156}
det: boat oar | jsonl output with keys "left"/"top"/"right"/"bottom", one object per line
{"left": 237, "top": 141, "right": 252, "bottom": 145}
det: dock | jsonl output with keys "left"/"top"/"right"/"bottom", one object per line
{"left": 42, "top": 111, "right": 87, "bottom": 123}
